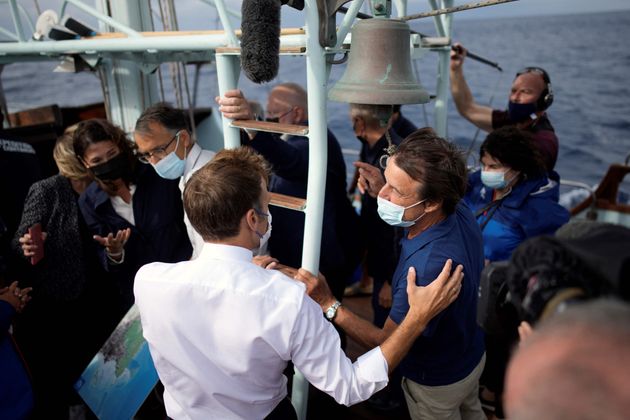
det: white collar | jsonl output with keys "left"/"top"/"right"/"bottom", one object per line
{"left": 184, "top": 143, "right": 203, "bottom": 176}
{"left": 199, "top": 242, "right": 253, "bottom": 263}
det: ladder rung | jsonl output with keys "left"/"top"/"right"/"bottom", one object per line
{"left": 231, "top": 120, "right": 309, "bottom": 136}
{"left": 421, "top": 36, "right": 451, "bottom": 47}
{"left": 270, "top": 192, "right": 306, "bottom": 211}
{"left": 216, "top": 46, "right": 306, "bottom": 55}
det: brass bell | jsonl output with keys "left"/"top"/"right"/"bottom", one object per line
{"left": 328, "top": 18, "right": 430, "bottom": 105}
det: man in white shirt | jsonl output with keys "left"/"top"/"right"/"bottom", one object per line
{"left": 133, "top": 103, "right": 215, "bottom": 259}
{"left": 134, "top": 146, "right": 464, "bottom": 419}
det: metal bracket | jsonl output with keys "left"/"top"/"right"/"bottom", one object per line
{"left": 370, "top": 0, "right": 391, "bottom": 16}
{"left": 316, "top": 0, "right": 352, "bottom": 48}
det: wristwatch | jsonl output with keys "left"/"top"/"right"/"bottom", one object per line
{"left": 325, "top": 300, "right": 342, "bottom": 321}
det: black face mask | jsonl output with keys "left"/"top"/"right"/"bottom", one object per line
{"left": 89, "top": 153, "right": 130, "bottom": 181}
{"left": 507, "top": 101, "right": 538, "bottom": 123}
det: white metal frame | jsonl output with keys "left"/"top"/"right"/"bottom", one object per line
{"left": 0, "top": 0, "right": 462, "bottom": 418}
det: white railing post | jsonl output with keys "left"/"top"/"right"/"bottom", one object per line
{"left": 216, "top": 53, "right": 241, "bottom": 149}
{"left": 429, "top": 0, "right": 453, "bottom": 137}
{"left": 291, "top": 0, "right": 329, "bottom": 418}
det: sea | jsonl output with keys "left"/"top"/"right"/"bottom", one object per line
{"left": 2, "top": 10, "right": 630, "bottom": 191}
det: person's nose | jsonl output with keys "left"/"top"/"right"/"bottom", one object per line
{"left": 148, "top": 154, "right": 161, "bottom": 165}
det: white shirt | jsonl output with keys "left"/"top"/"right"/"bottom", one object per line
{"left": 110, "top": 184, "right": 136, "bottom": 225}
{"left": 178, "top": 143, "right": 215, "bottom": 259}
{"left": 134, "top": 243, "right": 388, "bottom": 420}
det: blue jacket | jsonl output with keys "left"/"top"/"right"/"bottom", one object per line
{"left": 79, "top": 164, "right": 192, "bottom": 309}
{"left": 0, "top": 301, "right": 34, "bottom": 420}
{"left": 464, "top": 171, "right": 569, "bottom": 262}
{"left": 249, "top": 129, "right": 360, "bottom": 297}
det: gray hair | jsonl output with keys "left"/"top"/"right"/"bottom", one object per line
{"left": 349, "top": 103, "right": 393, "bottom": 127}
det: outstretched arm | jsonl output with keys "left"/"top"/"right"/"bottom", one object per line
{"left": 296, "top": 259, "right": 464, "bottom": 373}
{"left": 450, "top": 43, "right": 493, "bottom": 132}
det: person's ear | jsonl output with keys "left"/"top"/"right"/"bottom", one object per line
{"left": 423, "top": 198, "right": 443, "bottom": 214}
{"left": 181, "top": 130, "right": 192, "bottom": 148}
{"left": 353, "top": 117, "right": 365, "bottom": 135}
{"left": 293, "top": 106, "right": 305, "bottom": 124}
{"left": 245, "top": 208, "right": 258, "bottom": 232}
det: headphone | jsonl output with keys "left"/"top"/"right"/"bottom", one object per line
{"left": 515, "top": 67, "right": 554, "bottom": 111}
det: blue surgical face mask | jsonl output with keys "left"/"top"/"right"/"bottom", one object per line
{"left": 507, "top": 101, "right": 538, "bottom": 123}
{"left": 377, "top": 196, "right": 426, "bottom": 227}
{"left": 152, "top": 133, "right": 185, "bottom": 180}
{"left": 481, "top": 170, "right": 508, "bottom": 189}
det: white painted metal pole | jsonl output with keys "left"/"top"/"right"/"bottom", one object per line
{"left": 335, "top": 0, "right": 364, "bottom": 49}
{"left": 96, "top": 0, "right": 159, "bottom": 131}
{"left": 291, "top": 1, "right": 328, "bottom": 418}
{"left": 393, "top": 0, "right": 407, "bottom": 17}
{"left": 430, "top": 0, "right": 454, "bottom": 137}
{"left": 7, "top": 0, "right": 26, "bottom": 42}
{"left": 213, "top": 0, "right": 239, "bottom": 46}
{"left": 216, "top": 53, "right": 241, "bottom": 149}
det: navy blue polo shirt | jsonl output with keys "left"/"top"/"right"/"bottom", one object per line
{"left": 389, "top": 202, "right": 485, "bottom": 386}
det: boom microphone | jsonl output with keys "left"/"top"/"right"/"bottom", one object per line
{"left": 241, "top": 0, "right": 281, "bottom": 84}
{"left": 63, "top": 17, "right": 97, "bottom": 37}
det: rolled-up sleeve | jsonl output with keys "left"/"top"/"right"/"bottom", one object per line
{"left": 288, "top": 296, "right": 389, "bottom": 406}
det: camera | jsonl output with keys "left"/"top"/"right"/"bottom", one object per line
{"left": 478, "top": 222, "right": 630, "bottom": 334}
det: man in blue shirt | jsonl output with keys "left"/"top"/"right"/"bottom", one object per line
{"left": 297, "top": 132, "right": 486, "bottom": 419}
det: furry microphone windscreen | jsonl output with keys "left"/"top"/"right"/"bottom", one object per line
{"left": 241, "top": 0, "right": 281, "bottom": 84}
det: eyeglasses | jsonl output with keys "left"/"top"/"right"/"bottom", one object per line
{"left": 137, "top": 130, "right": 181, "bottom": 164}
{"left": 265, "top": 107, "right": 294, "bottom": 122}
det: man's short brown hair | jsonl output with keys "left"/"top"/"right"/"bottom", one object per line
{"left": 392, "top": 132, "right": 467, "bottom": 215}
{"left": 183, "top": 147, "right": 270, "bottom": 241}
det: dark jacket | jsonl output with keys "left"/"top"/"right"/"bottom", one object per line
{"left": 79, "top": 164, "right": 192, "bottom": 308}
{"left": 12, "top": 175, "right": 91, "bottom": 301}
{"left": 0, "top": 301, "right": 34, "bottom": 420}
{"left": 359, "top": 129, "right": 403, "bottom": 283}
{"left": 249, "top": 129, "right": 360, "bottom": 297}
{"left": 464, "top": 170, "right": 569, "bottom": 262}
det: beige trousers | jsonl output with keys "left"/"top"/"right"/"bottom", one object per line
{"left": 401, "top": 353, "right": 486, "bottom": 420}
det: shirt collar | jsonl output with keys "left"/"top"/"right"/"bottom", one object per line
{"left": 184, "top": 143, "right": 202, "bottom": 178}
{"left": 400, "top": 208, "right": 456, "bottom": 261}
{"left": 199, "top": 242, "right": 254, "bottom": 263}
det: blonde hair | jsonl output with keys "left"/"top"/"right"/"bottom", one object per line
{"left": 53, "top": 124, "right": 89, "bottom": 180}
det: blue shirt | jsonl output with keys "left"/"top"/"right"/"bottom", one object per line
{"left": 389, "top": 203, "right": 485, "bottom": 386}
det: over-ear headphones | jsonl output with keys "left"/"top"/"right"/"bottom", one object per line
{"left": 515, "top": 67, "right": 554, "bottom": 111}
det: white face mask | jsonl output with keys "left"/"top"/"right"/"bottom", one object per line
{"left": 377, "top": 196, "right": 426, "bottom": 227}
{"left": 252, "top": 209, "right": 272, "bottom": 256}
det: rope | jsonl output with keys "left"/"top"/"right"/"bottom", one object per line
{"left": 148, "top": 0, "right": 166, "bottom": 102}
{"left": 401, "top": 0, "right": 519, "bottom": 22}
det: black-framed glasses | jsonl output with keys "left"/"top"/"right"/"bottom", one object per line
{"left": 137, "top": 130, "right": 181, "bottom": 164}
